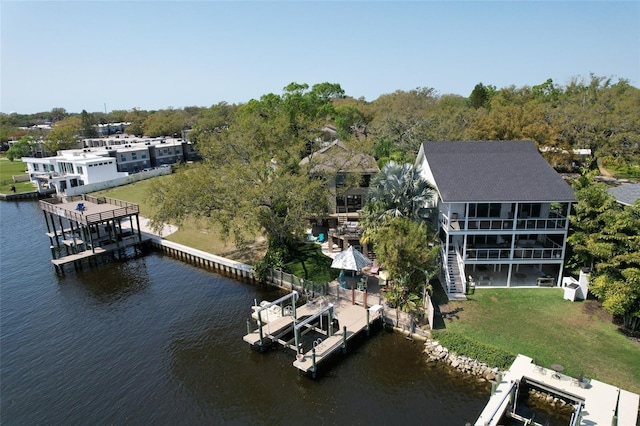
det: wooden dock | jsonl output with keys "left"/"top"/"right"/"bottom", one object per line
{"left": 39, "top": 195, "right": 146, "bottom": 272}
{"left": 51, "top": 236, "right": 148, "bottom": 268}
{"left": 475, "top": 354, "right": 639, "bottom": 426}
{"left": 293, "top": 302, "right": 383, "bottom": 374}
{"left": 243, "top": 295, "right": 383, "bottom": 376}
{"left": 242, "top": 302, "right": 319, "bottom": 348}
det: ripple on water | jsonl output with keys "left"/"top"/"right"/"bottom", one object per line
{"left": 1, "top": 201, "right": 489, "bottom": 425}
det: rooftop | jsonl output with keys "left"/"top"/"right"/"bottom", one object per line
{"left": 608, "top": 182, "right": 640, "bottom": 206}
{"left": 420, "top": 140, "right": 576, "bottom": 203}
{"left": 299, "top": 140, "right": 379, "bottom": 174}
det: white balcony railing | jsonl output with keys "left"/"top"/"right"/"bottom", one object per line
{"left": 442, "top": 214, "right": 568, "bottom": 232}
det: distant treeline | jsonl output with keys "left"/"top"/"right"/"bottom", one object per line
{"left": 2, "top": 75, "right": 638, "bottom": 176}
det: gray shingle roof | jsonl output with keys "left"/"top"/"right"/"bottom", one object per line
{"left": 608, "top": 183, "right": 640, "bottom": 206}
{"left": 421, "top": 141, "right": 576, "bottom": 202}
{"left": 300, "top": 140, "right": 379, "bottom": 174}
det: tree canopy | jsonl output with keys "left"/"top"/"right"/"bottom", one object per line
{"left": 45, "top": 116, "right": 81, "bottom": 153}
{"left": 568, "top": 172, "right": 640, "bottom": 332}
{"left": 148, "top": 83, "right": 344, "bottom": 267}
{"left": 5, "top": 135, "right": 35, "bottom": 161}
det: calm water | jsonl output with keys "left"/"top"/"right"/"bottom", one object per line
{"left": 0, "top": 200, "right": 489, "bottom": 425}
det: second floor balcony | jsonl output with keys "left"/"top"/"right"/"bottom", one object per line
{"left": 443, "top": 213, "right": 568, "bottom": 233}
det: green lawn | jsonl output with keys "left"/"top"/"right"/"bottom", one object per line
{"left": 284, "top": 243, "right": 339, "bottom": 284}
{"left": 438, "top": 288, "right": 640, "bottom": 393}
{"left": 91, "top": 178, "right": 266, "bottom": 264}
{"left": 0, "top": 157, "right": 33, "bottom": 193}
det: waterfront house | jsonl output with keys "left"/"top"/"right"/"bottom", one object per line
{"left": 299, "top": 140, "right": 379, "bottom": 254}
{"left": 415, "top": 141, "right": 576, "bottom": 297}
{"left": 22, "top": 150, "right": 128, "bottom": 194}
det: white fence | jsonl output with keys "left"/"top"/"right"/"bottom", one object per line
{"left": 64, "top": 168, "right": 171, "bottom": 196}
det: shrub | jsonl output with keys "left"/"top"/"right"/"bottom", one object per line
{"left": 431, "top": 330, "right": 516, "bottom": 369}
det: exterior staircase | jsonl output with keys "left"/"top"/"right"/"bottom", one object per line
{"left": 446, "top": 251, "right": 467, "bottom": 300}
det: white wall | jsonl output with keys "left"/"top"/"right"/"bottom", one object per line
{"left": 64, "top": 168, "right": 171, "bottom": 196}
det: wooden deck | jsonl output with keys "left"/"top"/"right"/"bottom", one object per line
{"left": 293, "top": 302, "right": 382, "bottom": 373}
{"left": 51, "top": 236, "right": 147, "bottom": 267}
{"left": 475, "top": 354, "right": 639, "bottom": 426}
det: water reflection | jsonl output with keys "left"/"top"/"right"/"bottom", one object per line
{"left": 65, "top": 257, "right": 152, "bottom": 303}
{"left": 1, "top": 200, "right": 492, "bottom": 425}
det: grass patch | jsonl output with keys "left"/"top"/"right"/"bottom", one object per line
{"left": 601, "top": 160, "right": 640, "bottom": 180}
{"left": 91, "top": 178, "right": 266, "bottom": 263}
{"left": 438, "top": 288, "right": 640, "bottom": 393}
{"left": 284, "top": 243, "right": 339, "bottom": 284}
{"left": 0, "top": 157, "right": 33, "bottom": 193}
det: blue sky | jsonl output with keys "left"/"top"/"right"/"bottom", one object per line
{"left": 2, "top": 1, "right": 638, "bottom": 114}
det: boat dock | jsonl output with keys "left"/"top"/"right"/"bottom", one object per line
{"left": 475, "top": 354, "right": 639, "bottom": 426}
{"left": 39, "top": 194, "right": 147, "bottom": 272}
{"left": 243, "top": 291, "right": 383, "bottom": 377}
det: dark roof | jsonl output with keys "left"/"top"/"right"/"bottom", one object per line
{"left": 420, "top": 141, "right": 576, "bottom": 202}
{"left": 608, "top": 183, "right": 640, "bottom": 206}
{"left": 299, "top": 140, "right": 379, "bottom": 174}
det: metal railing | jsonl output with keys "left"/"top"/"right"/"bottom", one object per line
{"left": 442, "top": 214, "right": 568, "bottom": 232}
{"left": 39, "top": 195, "right": 139, "bottom": 225}
{"left": 465, "top": 247, "right": 563, "bottom": 260}
{"left": 441, "top": 246, "right": 452, "bottom": 294}
{"left": 454, "top": 244, "right": 467, "bottom": 294}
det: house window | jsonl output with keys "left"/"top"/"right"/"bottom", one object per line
{"left": 469, "top": 203, "right": 501, "bottom": 218}
{"left": 336, "top": 174, "right": 346, "bottom": 189}
{"left": 336, "top": 195, "right": 363, "bottom": 213}
{"left": 359, "top": 175, "right": 371, "bottom": 187}
{"left": 519, "top": 203, "right": 541, "bottom": 218}
{"left": 468, "top": 235, "right": 498, "bottom": 245}
{"left": 76, "top": 166, "right": 83, "bottom": 174}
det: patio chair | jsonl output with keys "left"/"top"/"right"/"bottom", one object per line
{"left": 339, "top": 270, "right": 348, "bottom": 289}
{"left": 317, "top": 233, "right": 326, "bottom": 243}
{"left": 357, "top": 276, "right": 367, "bottom": 291}
{"left": 370, "top": 260, "right": 380, "bottom": 275}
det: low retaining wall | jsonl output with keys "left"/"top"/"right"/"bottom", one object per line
{"left": 149, "top": 238, "right": 256, "bottom": 283}
{"left": 0, "top": 191, "right": 47, "bottom": 201}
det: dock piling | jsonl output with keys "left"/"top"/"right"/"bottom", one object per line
{"left": 342, "top": 325, "right": 347, "bottom": 354}
{"left": 312, "top": 348, "right": 317, "bottom": 379}
{"left": 366, "top": 309, "right": 370, "bottom": 336}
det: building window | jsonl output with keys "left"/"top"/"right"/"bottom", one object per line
{"left": 519, "top": 203, "right": 541, "bottom": 218}
{"left": 469, "top": 203, "right": 501, "bottom": 218}
{"left": 468, "top": 235, "right": 498, "bottom": 245}
{"left": 336, "top": 195, "right": 363, "bottom": 213}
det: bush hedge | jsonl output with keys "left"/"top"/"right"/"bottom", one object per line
{"left": 431, "top": 330, "right": 516, "bottom": 369}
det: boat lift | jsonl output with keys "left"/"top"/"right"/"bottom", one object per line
{"left": 253, "top": 291, "right": 299, "bottom": 348}
{"left": 293, "top": 304, "right": 334, "bottom": 355}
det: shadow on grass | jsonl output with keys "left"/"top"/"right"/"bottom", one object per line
{"left": 430, "top": 278, "right": 465, "bottom": 330}
{"left": 284, "top": 243, "right": 339, "bottom": 283}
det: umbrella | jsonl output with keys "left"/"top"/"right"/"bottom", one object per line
{"left": 331, "top": 246, "right": 373, "bottom": 271}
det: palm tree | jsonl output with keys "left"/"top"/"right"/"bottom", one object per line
{"left": 360, "top": 161, "right": 436, "bottom": 242}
